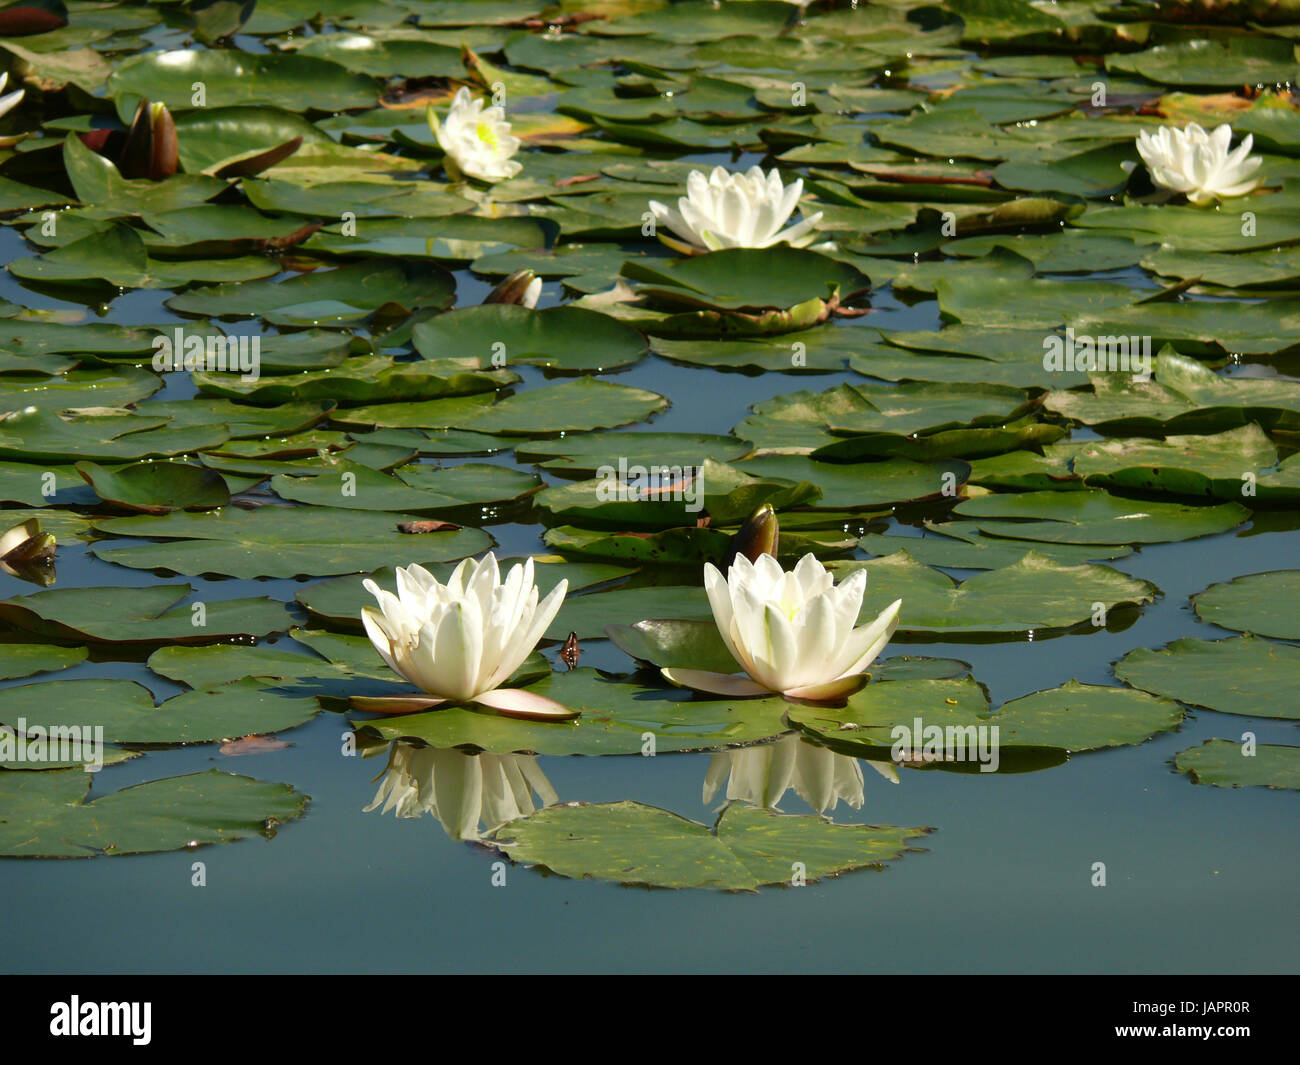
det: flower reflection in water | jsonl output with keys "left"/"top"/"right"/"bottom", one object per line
{"left": 702, "top": 734, "right": 898, "bottom": 816}
{"left": 366, "top": 742, "right": 557, "bottom": 841}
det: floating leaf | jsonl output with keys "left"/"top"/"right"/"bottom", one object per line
{"left": 0, "top": 584, "right": 292, "bottom": 645}
{"left": 0, "top": 769, "right": 308, "bottom": 858}
{"left": 1115, "top": 636, "right": 1300, "bottom": 720}
{"left": 1174, "top": 740, "right": 1300, "bottom": 790}
{"left": 487, "top": 801, "right": 930, "bottom": 892}
{"left": 90, "top": 506, "right": 494, "bottom": 579}
{"left": 1193, "top": 571, "right": 1300, "bottom": 640}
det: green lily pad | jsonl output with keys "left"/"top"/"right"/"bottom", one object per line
{"left": 515, "top": 431, "right": 752, "bottom": 479}
{"left": 1108, "top": 37, "right": 1300, "bottom": 89}
{"left": 356, "top": 667, "right": 794, "bottom": 757}
{"left": 737, "top": 454, "right": 970, "bottom": 510}
{"left": 0, "top": 642, "right": 88, "bottom": 681}
{"left": 108, "top": 48, "right": 379, "bottom": 111}
{"left": 9, "top": 223, "right": 280, "bottom": 289}
{"left": 789, "top": 677, "right": 1183, "bottom": 756}
{"left": 487, "top": 801, "right": 931, "bottom": 892}
{"left": 467, "top": 378, "right": 670, "bottom": 436}
{"left": 0, "top": 769, "right": 308, "bottom": 858}
{"left": 0, "top": 366, "right": 160, "bottom": 413}
{"left": 1, "top": 678, "right": 319, "bottom": 746}
{"left": 271, "top": 460, "right": 540, "bottom": 513}
{"left": 412, "top": 305, "right": 648, "bottom": 373}
{"left": 534, "top": 457, "right": 818, "bottom": 529}
{"left": 90, "top": 506, "right": 494, "bottom": 579}
{"left": 952, "top": 489, "right": 1250, "bottom": 545}
{"left": 622, "top": 248, "right": 870, "bottom": 311}
{"left": 1047, "top": 350, "right": 1300, "bottom": 436}
{"left": 304, "top": 214, "right": 554, "bottom": 262}
{"left": 1115, "top": 635, "right": 1300, "bottom": 720}
{"left": 856, "top": 529, "right": 1132, "bottom": 570}
{"left": 1068, "top": 424, "right": 1299, "bottom": 506}
{"left": 543, "top": 523, "right": 858, "bottom": 566}
{"left": 194, "top": 356, "right": 514, "bottom": 405}
{"left": 166, "top": 261, "right": 457, "bottom": 327}
{"left": 1193, "top": 571, "right": 1300, "bottom": 640}
{"left": 1174, "top": 740, "right": 1300, "bottom": 791}
{"left": 75, "top": 460, "right": 230, "bottom": 514}
{"left": 0, "top": 407, "right": 229, "bottom": 464}
{"left": 844, "top": 550, "right": 1157, "bottom": 635}
{"left": 0, "top": 584, "right": 293, "bottom": 645}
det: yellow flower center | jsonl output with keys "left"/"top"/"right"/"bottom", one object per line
{"left": 475, "top": 121, "right": 499, "bottom": 151}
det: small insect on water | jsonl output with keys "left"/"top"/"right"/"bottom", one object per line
{"left": 560, "top": 631, "right": 581, "bottom": 671}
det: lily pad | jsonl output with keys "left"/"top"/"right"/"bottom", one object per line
{"left": 515, "top": 431, "right": 752, "bottom": 479}
{"left": 75, "top": 460, "right": 230, "bottom": 514}
{"left": 487, "top": 801, "right": 931, "bottom": 892}
{"left": 952, "top": 489, "right": 1249, "bottom": 545}
{"left": 0, "top": 769, "right": 308, "bottom": 858}
{"left": 1174, "top": 740, "right": 1300, "bottom": 791}
{"left": 1115, "top": 635, "right": 1300, "bottom": 720}
{"left": 412, "top": 305, "right": 648, "bottom": 373}
{"left": 90, "top": 506, "right": 494, "bottom": 579}
{"left": 355, "top": 667, "right": 794, "bottom": 757}
{"left": 1193, "top": 571, "right": 1300, "bottom": 640}
{"left": 622, "top": 248, "right": 870, "bottom": 311}
{"left": 0, "top": 642, "right": 87, "bottom": 681}
{"left": 0, "top": 584, "right": 293, "bottom": 645}
{"left": 166, "top": 261, "right": 457, "bottom": 327}
{"left": 0, "top": 678, "right": 319, "bottom": 746}
{"left": 789, "top": 677, "right": 1183, "bottom": 756}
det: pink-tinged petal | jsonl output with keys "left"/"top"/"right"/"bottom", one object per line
{"left": 782, "top": 674, "right": 869, "bottom": 705}
{"left": 660, "top": 667, "right": 770, "bottom": 698}
{"left": 349, "top": 694, "right": 446, "bottom": 714}
{"left": 473, "top": 687, "right": 580, "bottom": 720}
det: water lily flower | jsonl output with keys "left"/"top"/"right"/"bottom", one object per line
{"left": 484, "top": 268, "right": 542, "bottom": 309}
{"left": 428, "top": 86, "right": 522, "bottom": 183}
{"left": 366, "top": 742, "right": 557, "bottom": 841}
{"left": 0, "top": 72, "right": 23, "bottom": 122}
{"left": 663, "top": 553, "right": 901, "bottom": 703}
{"left": 704, "top": 734, "right": 897, "bottom": 815}
{"left": 647, "top": 165, "right": 824, "bottom": 254}
{"left": 361, "top": 553, "right": 573, "bottom": 719}
{"left": 1130, "top": 122, "right": 1262, "bottom": 205}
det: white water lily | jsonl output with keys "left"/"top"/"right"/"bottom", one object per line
{"left": 703, "top": 734, "right": 897, "bottom": 815}
{"left": 428, "top": 86, "right": 522, "bottom": 183}
{"left": 0, "top": 72, "right": 23, "bottom": 123}
{"left": 647, "top": 165, "right": 824, "bottom": 254}
{"left": 1131, "top": 122, "right": 1262, "bottom": 205}
{"left": 366, "top": 742, "right": 557, "bottom": 841}
{"left": 663, "top": 553, "right": 902, "bottom": 702}
{"left": 361, "top": 553, "right": 572, "bottom": 718}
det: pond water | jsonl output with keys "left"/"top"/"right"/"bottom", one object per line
{"left": 1, "top": 0, "right": 1298, "bottom": 974}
